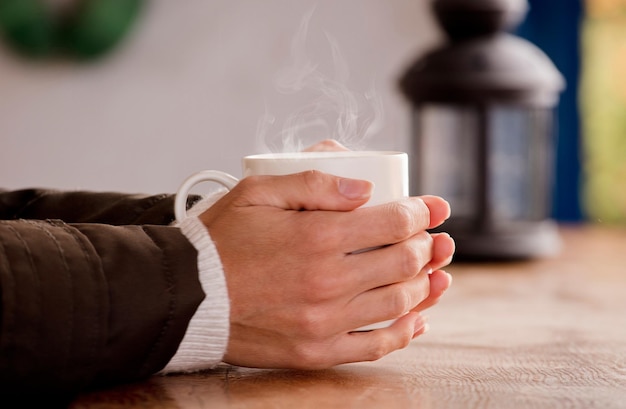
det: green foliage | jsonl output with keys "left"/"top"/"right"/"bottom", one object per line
{"left": 0, "top": 0, "right": 144, "bottom": 61}
{"left": 580, "top": 17, "right": 626, "bottom": 223}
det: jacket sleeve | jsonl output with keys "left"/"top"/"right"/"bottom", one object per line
{"left": 0, "top": 188, "right": 201, "bottom": 225}
{"left": 0, "top": 189, "right": 206, "bottom": 396}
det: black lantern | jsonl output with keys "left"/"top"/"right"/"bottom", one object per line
{"left": 399, "top": 0, "right": 565, "bottom": 259}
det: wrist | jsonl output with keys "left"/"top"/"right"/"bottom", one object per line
{"left": 162, "top": 209, "right": 230, "bottom": 373}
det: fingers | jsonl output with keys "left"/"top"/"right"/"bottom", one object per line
{"left": 338, "top": 232, "right": 454, "bottom": 331}
{"left": 411, "top": 269, "right": 453, "bottom": 312}
{"left": 337, "top": 231, "right": 433, "bottom": 294}
{"left": 321, "top": 198, "right": 430, "bottom": 252}
{"left": 334, "top": 196, "right": 450, "bottom": 253}
{"left": 231, "top": 171, "right": 373, "bottom": 211}
{"left": 313, "top": 222, "right": 454, "bottom": 307}
{"left": 343, "top": 259, "right": 452, "bottom": 333}
{"left": 343, "top": 270, "right": 432, "bottom": 331}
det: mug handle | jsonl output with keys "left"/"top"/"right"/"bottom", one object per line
{"left": 174, "top": 170, "right": 240, "bottom": 223}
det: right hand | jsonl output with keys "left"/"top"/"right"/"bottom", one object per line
{"left": 198, "top": 170, "right": 454, "bottom": 370}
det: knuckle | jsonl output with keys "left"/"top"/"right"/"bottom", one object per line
{"left": 365, "top": 332, "right": 413, "bottom": 363}
{"left": 366, "top": 338, "right": 393, "bottom": 362}
{"left": 300, "top": 170, "right": 327, "bottom": 193}
{"left": 398, "top": 242, "right": 422, "bottom": 278}
{"left": 386, "top": 201, "right": 417, "bottom": 241}
{"left": 302, "top": 270, "right": 336, "bottom": 303}
{"left": 234, "top": 175, "right": 267, "bottom": 199}
{"left": 418, "top": 231, "right": 435, "bottom": 258}
{"left": 396, "top": 329, "right": 414, "bottom": 350}
{"left": 388, "top": 285, "right": 413, "bottom": 316}
{"left": 295, "top": 306, "right": 326, "bottom": 338}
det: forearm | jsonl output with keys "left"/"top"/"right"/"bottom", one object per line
{"left": 0, "top": 219, "right": 204, "bottom": 395}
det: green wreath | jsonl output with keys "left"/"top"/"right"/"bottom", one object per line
{"left": 0, "top": 0, "right": 144, "bottom": 61}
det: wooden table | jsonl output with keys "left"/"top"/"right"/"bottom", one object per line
{"left": 71, "top": 224, "right": 626, "bottom": 408}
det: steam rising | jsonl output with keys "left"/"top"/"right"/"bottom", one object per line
{"left": 257, "top": 8, "right": 384, "bottom": 153}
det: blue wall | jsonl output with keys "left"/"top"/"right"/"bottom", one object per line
{"left": 516, "top": 0, "right": 584, "bottom": 222}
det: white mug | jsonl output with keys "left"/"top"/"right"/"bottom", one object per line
{"left": 174, "top": 150, "right": 409, "bottom": 331}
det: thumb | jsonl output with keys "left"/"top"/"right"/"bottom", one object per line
{"left": 231, "top": 170, "right": 373, "bottom": 211}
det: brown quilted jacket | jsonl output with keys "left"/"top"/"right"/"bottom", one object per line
{"left": 0, "top": 188, "right": 204, "bottom": 399}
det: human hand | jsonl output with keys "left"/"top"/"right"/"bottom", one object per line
{"left": 199, "top": 170, "right": 453, "bottom": 370}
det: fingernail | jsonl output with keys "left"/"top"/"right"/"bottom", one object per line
{"left": 443, "top": 199, "right": 451, "bottom": 220}
{"left": 413, "top": 315, "right": 426, "bottom": 334}
{"left": 446, "top": 271, "right": 453, "bottom": 284}
{"left": 422, "top": 264, "right": 433, "bottom": 275}
{"left": 338, "top": 178, "right": 373, "bottom": 200}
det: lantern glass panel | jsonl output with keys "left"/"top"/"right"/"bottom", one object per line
{"left": 488, "top": 106, "right": 554, "bottom": 222}
{"left": 416, "top": 104, "right": 478, "bottom": 219}
{"left": 414, "top": 104, "right": 555, "bottom": 226}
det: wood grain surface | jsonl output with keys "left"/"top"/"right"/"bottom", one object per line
{"left": 71, "top": 224, "right": 626, "bottom": 409}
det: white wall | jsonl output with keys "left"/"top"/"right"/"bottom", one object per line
{"left": 0, "top": 0, "right": 440, "bottom": 194}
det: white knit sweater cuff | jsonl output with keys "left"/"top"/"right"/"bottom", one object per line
{"left": 162, "top": 193, "right": 230, "bottom": 373}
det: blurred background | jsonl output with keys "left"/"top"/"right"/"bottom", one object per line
{"left": 0, "top": 0, "right": 624, "bottom": 224}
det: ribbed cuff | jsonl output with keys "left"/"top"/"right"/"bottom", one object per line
{"left": 161, "top": 209, "right": 230, "bottom": 373}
